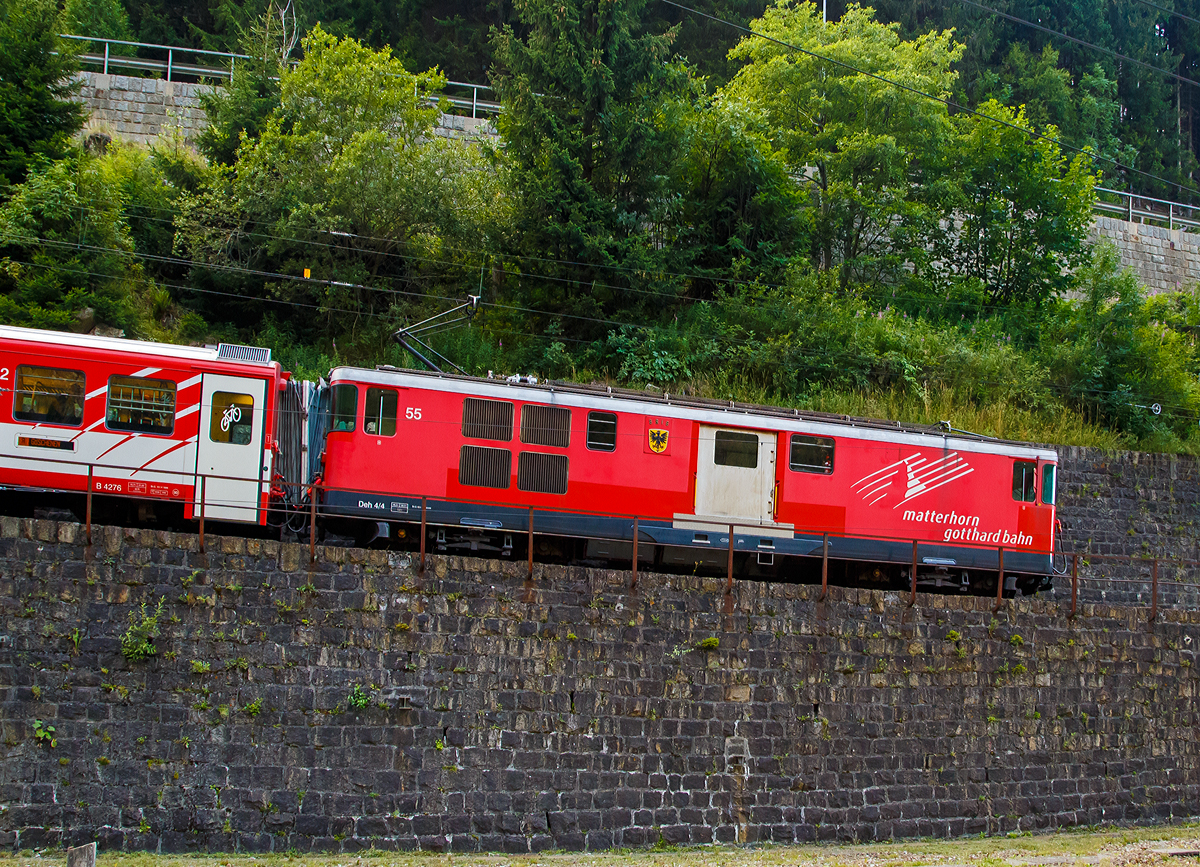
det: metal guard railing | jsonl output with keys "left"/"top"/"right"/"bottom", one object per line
{"left": 62, "top": 34, "right": 499, "bottom": 119}
{"left": 9, "top": 450, "right": 1196, "bottom": 623}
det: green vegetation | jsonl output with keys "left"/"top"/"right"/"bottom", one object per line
{"left": 120, "top": 597, "right": 165, "bottom": 663}
{"left": 3, "top": 0, "right": 1200, "bottom": 452}
{"left": 31, "top": 719, "right": 56, "bottom": 748}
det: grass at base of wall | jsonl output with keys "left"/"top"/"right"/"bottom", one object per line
{"left": 7, "top": 823, "right": 1198, "bottom": 867}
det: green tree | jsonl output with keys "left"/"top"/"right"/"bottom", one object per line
{"left": 196, "top": 5, "right": 296, "bottom": 165}
{"left": 59, "top": 0, "right": 136, "bottom": 48}
{"left": 490, "top": 0, "right": 688, "bottom": 328}
{"left": 721, "top": 1, "right": 963, "bottom": 289}
{"left": 178, "top": 27, "right": 503, "bottom": 350}
{"left": 0, "top": 0, "right": 85, "bottom": 187}
{"left": 1042, "top": 243, "right": 1200, "bottom": 439}
{"left": 0, "top": 153, "right": 148, "bottom": 335}
{"left": 673, "top": 96, "right": 803, "bottom": 291}
{"left": 940, "top": 100, "right": 1097, "bottom": 307}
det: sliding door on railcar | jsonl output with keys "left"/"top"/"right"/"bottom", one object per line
{"left": 694, "top": 426, "right": 778, "bottom": 524}
{"left": 194, "top": 374, "right": 268, "bottom": 523}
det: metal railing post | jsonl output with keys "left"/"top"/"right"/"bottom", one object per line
{"left": 419, "top": 496, "right": 427, "bottom": 575}
{"left": 909, "top": 540, "right": 918, "bottom": 606}
{"left": 1127, "top": 191, "right": 1133, "bottom": 222}
{"left": 472, "top": 85, "right": 478, "bottom": 119}
{"left": 103, "top": 41, "right": 109, "bottom": 74}
{"left": 820, "top": 533, "right": 829, "bottom": 600}
{"left": 1169, "top": 203, "right": 1175, "bottom": 231}
{"left": 726, "top": 524, "right": 735, "bottom": 594}
{"left": 1150, "top": 558, "right": 1159, "bottom": 622}
{"left": 1070, "top": 553, "right": 1079, "bottom": 619}
{"left": 308, "top": 484, "right": 317, "bottom": 563}
{"left": 198, "top": 475, "right": 206, "bottom": 553}
{"left": 527, "top": 507, "right": 534, "bottom": 579}
{"left": 631, "top": 517, "right": 639, "bottom": 590}
{"left": 992, "top": 547, "right": 1005, "bottom": 612}
{"left": 85, "top": 465, "right": 93, "bottom": 546}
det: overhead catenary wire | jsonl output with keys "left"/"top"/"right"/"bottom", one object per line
{"left": 954, "top": 0, "right": 1200, "bottom": 89}
{"left": 1128, "top": 0, "right": 1200, "bottom": 28}
{"left": 6, "top": 238, "right": 1192, "bottom": 418}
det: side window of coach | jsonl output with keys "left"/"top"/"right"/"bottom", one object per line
{"left": 330, "top": 384, "right": 357, "bottom": 432}
{"left": 790, "top": 434, "right": 834, "bottom": 474}
{"left": 106, "top": 375, "right": 176, "bottom": 435}
{"left": 364, "top": 387, "right": 397, "bottom": 436}
{"left": 13, "top": 366, "right": 85, "bottom": 426}
{"left": 1012, "top": 461, "right": 1037, "bottom": 502}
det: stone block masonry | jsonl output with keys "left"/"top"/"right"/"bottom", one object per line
{"left": 1088, "top": 217, "right": 1200, "bottom": 296}
{"left": 74, "top": 71, "right": 496, "bottom": 150}
{"left": 1054, "top": 447, "right": 1200, "bottom": 608}
{"left": 1, "top": 516, "right": 1198, "bottom": 853}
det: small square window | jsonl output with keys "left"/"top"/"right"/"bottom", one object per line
{"left": 714, "top": 430, "right": 758, "bottom": 468}
{"left": 209, "top": 392, "right": 254, "bottom": 445}
{"left": 587, "top": 412, "right": 617, "bottom": 451}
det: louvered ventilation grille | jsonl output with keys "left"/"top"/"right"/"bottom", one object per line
{"left": 216, "top": 343, "right": 272, "bottom": 364}
{"left": 517, "top": 452, "right": 569, "bottom": 494}
{"left": 520, "top": 404, "right": 571, "bottom": 447}
{"left": 462, "top": 398, "right": 514, "bottom": 441}
{"left": 459, "top": 445, "right": 511, "bottom": 488}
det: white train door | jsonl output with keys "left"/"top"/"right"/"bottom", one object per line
{"left": 694, "top": 426, "right": 777, "bottom": 524}
{"left": 194, "top": 374, "right": 267, "bottom": 523}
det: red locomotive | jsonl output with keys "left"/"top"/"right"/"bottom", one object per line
{"left": 316, "top": 366, "right": 1057, "bottom": 593}
{"left": 0, "top": 324, "right": 1058, "bottom": 593}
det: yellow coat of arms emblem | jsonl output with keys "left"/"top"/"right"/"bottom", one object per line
{"left": 648, "top": 428, "right": 669, "bottom": 453}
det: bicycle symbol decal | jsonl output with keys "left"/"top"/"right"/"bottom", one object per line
{"left": 220, "top": 404, "right": 242, "bottom": 432}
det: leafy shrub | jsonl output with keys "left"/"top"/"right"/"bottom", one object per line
{"left": 121, "top": 597, "right": 165, "bottom": 662}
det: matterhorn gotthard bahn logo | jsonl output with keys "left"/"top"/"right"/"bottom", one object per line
{"left": 850, "top": 452, "right": 973, "bottom": 507}
{"left": 851, "top": 452, "right": 1032, "bottom": 546}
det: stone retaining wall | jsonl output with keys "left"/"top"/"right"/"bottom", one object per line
{"left": 1088, "top": 217, "right": 1200, "bottom": 296}
{"left": 74, "top": 71, "right": 495, "bottom": 150}
{"left": 0, "top": 512, "right": 1197, "bottom": 854}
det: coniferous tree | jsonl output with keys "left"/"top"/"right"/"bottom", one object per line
{"left": 0, "top": 0, "right": 85, "bottom": 188}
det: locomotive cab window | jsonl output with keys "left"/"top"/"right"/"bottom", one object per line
{"left": 13, "top": 365, "right": 84, "bottom": 426}
{"left": 364, "top": 387, "right": 397, "bottom": 436}
{"left": 209, "top": 392, "right": 254, "bottom": 445}
{"left": 1012, "top": 461, "right": 1037, "bottom": 502}
{"left": 713, "top": 430, "right": 758, "bottom": 468}
{"left": 330, "top": 384, "right": 357, "bottom": 432}
{"left": 1041, "top": 464, "right": 1056, "bottom": 506}
{"left": 587, "top": 412, "right": 617, "bottom": 451}
{"left": 106, "top": 375, "right": 176, "bottom": 435}
{"left": 790, "top": 434, "right": 834, "bottom": 474}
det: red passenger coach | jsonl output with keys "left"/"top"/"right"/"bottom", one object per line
{"left": 0, "top": 325, "right": 284, "bottom": 525}
{"left": 317, "top": 367, "right": 1058, "bottom": 593}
